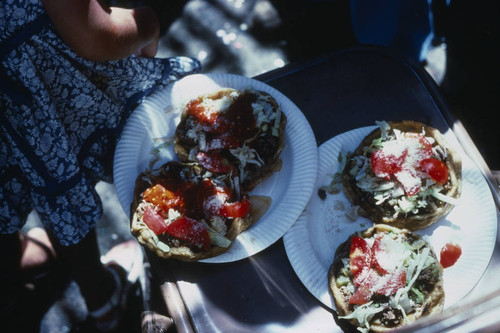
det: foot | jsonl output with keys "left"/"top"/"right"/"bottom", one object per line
{"left": 88, "top": 240, "right": 143, "bottom": 332}
{"left": 88, "top": 263, "right": 128, "bottom": 332}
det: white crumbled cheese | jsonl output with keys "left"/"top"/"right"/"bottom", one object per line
{"left": 398, "top": 196, "right": 417, "bottom": 213}
{"left": 229, "top": 90, "right": 240, "bottom": 99}
{"left": 200, "top": 94, "right": 235, "bottom": 114}
{"left": 380, "top": 139, "right": 406, "bottom": 157}
{"left": 166, "top": 209, "right": 181, "bottom": 224}
{"left": 375, "top": 235, "right": 410, "bottom": 271}
{"left": 204, "top": 191, "right": 229, "bottom": 213}
{"left": 394, "top": 168, "right": 421, "bottom": 196}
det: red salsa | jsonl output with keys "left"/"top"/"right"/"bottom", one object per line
{"left": 186, "top": 91, "right": 258, "bottom": 150}
{"left": 440, "top": 243, "right": 462, "bottom": 268}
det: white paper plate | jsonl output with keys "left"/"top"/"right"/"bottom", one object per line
{"left": 283, "top": 126, "right": 497, "bottom": 310}
{"left": 114, "top": 73, "right": 318, "bottom": 263}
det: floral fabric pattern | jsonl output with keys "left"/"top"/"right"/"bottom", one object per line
{"left": 0, "top": 0, "right": 201, "bottom": 245}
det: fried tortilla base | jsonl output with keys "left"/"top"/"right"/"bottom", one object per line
{"left": 174, "top": 88, "right": 286, "bottom": 192}
{"left": 342, "top": 120, "right": 462, "bottom": 231}
{"left": 328, "top": 224, "right": 445, "bottom": 332}
{"left": 130, "top": 162, "right": 255, "bottom": 262}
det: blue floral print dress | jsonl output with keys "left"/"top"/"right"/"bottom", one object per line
{"left": 0, "top": 0, "right": 201, "bottom": 245}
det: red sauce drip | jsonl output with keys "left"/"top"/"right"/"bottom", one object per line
{"left": 440, "top": 243, "right": 462, "bottom": 268}
{"left": 186, "top": 92, "right": 258, "bottom": 150}
{"left": 163, "top": 178, "right": 229, "bottom": 221}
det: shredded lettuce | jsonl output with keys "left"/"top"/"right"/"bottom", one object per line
{"left": 341, "top": 232, "right": 439, "bottom": 331}
{"left": 375, "top": 120, "right": 391, "bottom": 140}
{"left": 336, "top": 275, "right": 350, "bottom": 287}
{"left": 430, "top": 187, "right": 459, "bottom": 206}
{"left": 229, "top": 144, "right": 264, "bottom": 182}
{"left": 410, "top": 286, "right": 425, "bottom": 304}
{"left": 394, "top": 247, "right": 432, "bottom": 306}
{"left": 340, "top": 302, "right": 384, "bottom": 332}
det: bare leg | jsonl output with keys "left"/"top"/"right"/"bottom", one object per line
{"left": 0, "top": 229, "right": 54, "bottom": 283}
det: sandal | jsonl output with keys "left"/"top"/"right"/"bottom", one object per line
{"left": 87, "top": 263, "right": 130, "bottom": 332}
{"left": 87, "top": 240, "right": 143, "bottom": 332}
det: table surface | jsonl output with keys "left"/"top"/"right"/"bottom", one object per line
{"left": 148, "top": 46, "right": 500, "bottom": 333}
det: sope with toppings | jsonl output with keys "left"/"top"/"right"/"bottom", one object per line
{"left": 341, "top": 120, "right": 462, "bottom": 231}
{"left": 328, "top": 224, "right": 444, "bottom": 332}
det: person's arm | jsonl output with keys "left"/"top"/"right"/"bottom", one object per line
{"left": 41, "top": 0, "right": 159, "bottom": 61}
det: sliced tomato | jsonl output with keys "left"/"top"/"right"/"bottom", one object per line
{"left": 349, "top": 269, "right": 380, "bottom": 305}
{"left": 217, "top": 197, "right": 251, "bottom": 218}
{"left": 349, "top": 284, "right": 372, "bottom": 305}
{"left": 164, "top": 216, "right": 210, "bottom": 251}
{"left": 349, "top": 233, "right": 408, "bottom": 304}
{"left": 143, "top": 184, "right": 181, "bottom": 212}
{"left": 371, "top": 234, "right": 389, "bottom": 275}
{"left": 203, "top": 183, "right": 251, "bottom": 219}
{"left": 420, "top": 158, "right": 449, "bottom": 184}
{"left": 371, "top": 132, "right": 438, "bottom": 195}
{"left": 394, "top": 167, "right": 421, "bottom": 196}
{"left": 186, "top": 99, "right": 223, "bottom": 131}
{"left": 143, "top": 205, "right": 168, "bottom": 235}
{"left": 374, "top": 269, "right": 406, "bottom": 296}
{"left": 402, "top": 132, "right": 433, "bottom": 159}
{"left": 371, "top": 149, "right": 407, "bottom": 180}
{"left": 350, "top": 236, "right": 372, "bottom": 286}
{"left": 196, "top": 151, "right": 234, "bottom": 173}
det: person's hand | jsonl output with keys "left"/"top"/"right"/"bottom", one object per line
{"left": 42, "top": 0, "right": 160, "bottom": 61}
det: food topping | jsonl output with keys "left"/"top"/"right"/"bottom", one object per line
{"left": 420, "top": 158, "right": 449, "bottom": 185}
{"left": 178, "top": 89, "right": 283, "bottom": 185}
{"left": 336, "top": 229, "right": 441, "bottom": 331}
{"left": 162, "top": 216, "right": 211, "bottom": 251}
{"left": 186, "top": 90, "right": 257, "bottom": 140}
{"left": 440, "top": 243, "right": 462, "bottom": 268}
{"left": 370, "top": 132, "right": 438, "bottom": 196}
{"left": 349, "top": 121, "right": 456, "bottom": 218}
{"left": 196, "top": 151, "right": 234, "bottom": 173}
{"left": 348, "top": 235, "right": 407, "bottom": 305}
{"left": 215, "top": 197, "right": 252, "bottom": 218}
{"left": 140, "top": 164, "right": 251, "bottom": 251}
